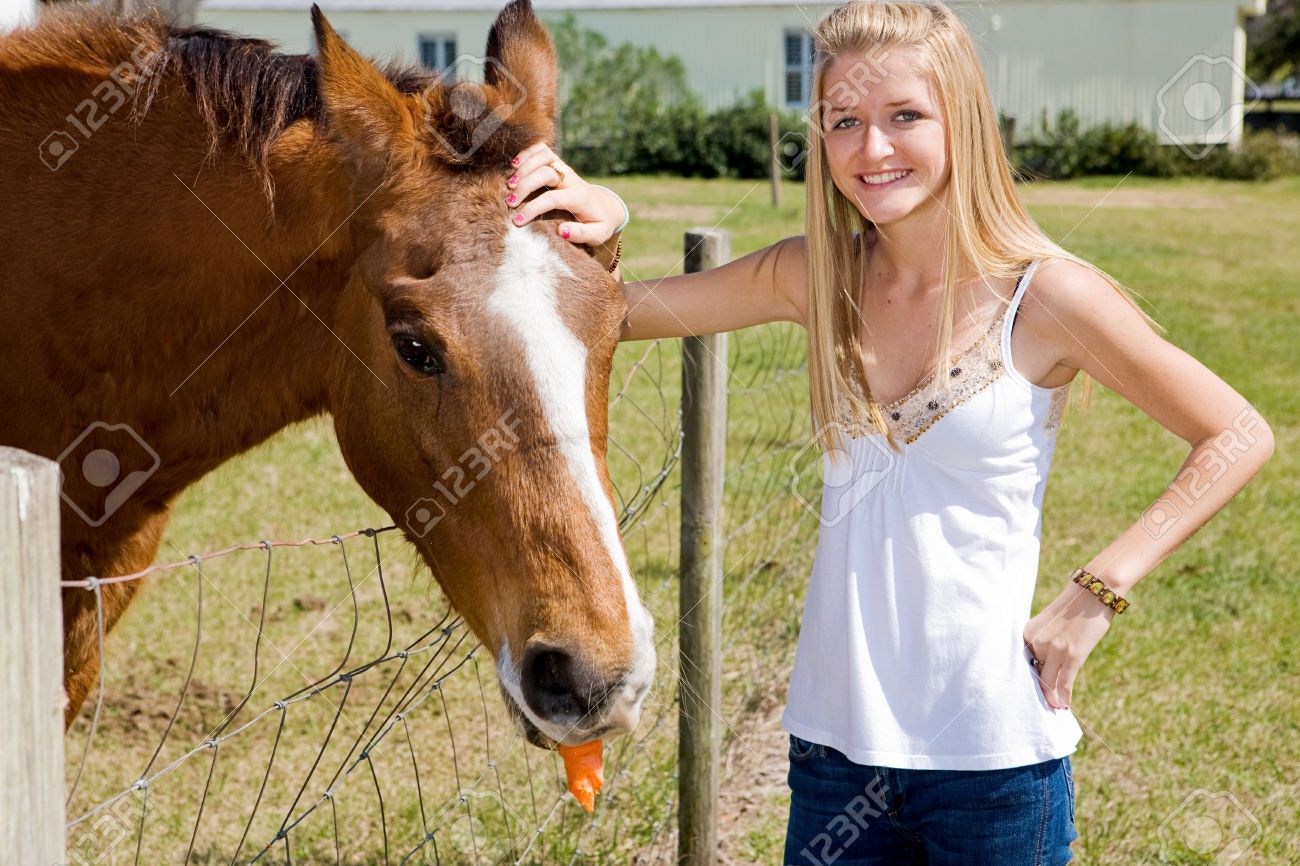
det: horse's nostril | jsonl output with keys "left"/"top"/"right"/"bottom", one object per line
{"left": 522, "top": 647, "right": 585, "bottom": 720}
{"left": 530, "top": 649, "right": 574, "bottom": 696}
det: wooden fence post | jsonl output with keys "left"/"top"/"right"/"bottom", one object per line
{"left": 1, "top": 447, "right": 66, "bottom": 866}
{"left": 1000, "top": 113, "right": 1017, "bottom": 160}
{"left": 678, "top": 229, "right": 729, "bottom": 866}
{"left": 769, "top": 112, "right": 783, "bottom": 208}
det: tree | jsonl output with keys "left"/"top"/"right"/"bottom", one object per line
{"left": 1248, "top": 0, "right": 1300, "bottom": 82}
{"left": 547, "top": 14, "right": 705, "bottom": 175}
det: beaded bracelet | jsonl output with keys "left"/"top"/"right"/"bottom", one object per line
{"left": 1070, "top": 567, "right": 1130, "bottom": 614}
{"left": 605, "top": 236, "right": 623, "bottom": 273}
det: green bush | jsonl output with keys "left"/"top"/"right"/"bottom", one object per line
{"left": 1013, "top": 109, "right": 1300, "bottom": 181}
{"left": 551, "top": 16, "right": 705, "bottom": 176}
{"left": 1078, "top": 122, "right": 1175, "bottom": 177}
{"left": 1013, "top": 109, "right": 1086, "bottom": 179}
{"left": 551, "top": 16, "right": 806, "bottom": 178}
{"left": 694, "top": 90, "right": 807, "bottom": 180}
{"left": 1014, "top": 109, "right": 1173, "bottom": 179}
{"left": 1184, "top": 128, "right": 1300, "bottom": 179}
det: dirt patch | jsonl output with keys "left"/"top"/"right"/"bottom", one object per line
{"left": 635, "top": 699, "right": 792, "bottom": 865}
{"left": 718, "top": 703, "right": 792, "bottom": 865}
{"left": 1019, "top": 183, "right": 1243, "bottom": 211}
{"left": 87, "top": 676, "right": 247, "bottom": 741}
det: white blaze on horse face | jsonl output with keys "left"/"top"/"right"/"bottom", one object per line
{"left": 487, "top": 224, "right": 655, "bottom": 742}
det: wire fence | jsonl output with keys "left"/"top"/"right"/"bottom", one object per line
{"left": 8, "top": 229, "right": 826, "bottom": 866}
{"left": 721, "top": 316, "right": 818, "bottom": 716}
{"left": 54, "top": 335, "right": 686, "bottom": 865}
{"left": 62, "top": 528, "right": 564, "bottom": 865}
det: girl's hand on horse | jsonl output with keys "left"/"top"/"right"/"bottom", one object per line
{"left": 506, "top": 142, "right": 623, "bottom": 245}
{"left": 1022, "top": 581, "right": 1116, "bottom": 710}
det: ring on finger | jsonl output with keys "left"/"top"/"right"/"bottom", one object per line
{"left": 548, "top": 161, "right": 567, "bottom": 186}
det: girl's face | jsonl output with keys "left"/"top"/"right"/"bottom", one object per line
{"left": 819, "top": 48, "right": 950, "bottom": 228}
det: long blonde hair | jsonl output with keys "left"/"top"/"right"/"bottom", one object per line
{"left": 805, "top": 0, "right": 1164, "bottom": 453}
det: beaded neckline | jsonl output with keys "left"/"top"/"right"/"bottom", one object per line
{"left": 851, "top": 299, "right": 1010, "bottom": 412}
{"left": 840, "top": 293, "right": 1019, "bottom": 445}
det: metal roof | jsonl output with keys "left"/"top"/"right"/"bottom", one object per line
{"left": 201, "top": 0, "right": 1264, "bottom": 12}
{"left": 201, "top": 0, "right": 839, "bottom": 11}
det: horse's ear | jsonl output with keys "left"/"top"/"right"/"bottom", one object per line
{"left": 312, "top": 5, "right": 414, "bottom": 163}
{"left": 484, "top": 0, "right": 557, "bottom": 143}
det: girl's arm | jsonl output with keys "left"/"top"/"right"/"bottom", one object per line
{"left": 504, "top": 143, "right": 808, "bottom": 341}
{"left": 618, "top": 238, "right": 807, "bottom": 341}
{"left": 1021, "top": 258, "right": 1275, "bottom": 710}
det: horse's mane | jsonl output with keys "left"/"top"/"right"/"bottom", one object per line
{"left": 5, "top": 8, "right": 532, "bottom": 179}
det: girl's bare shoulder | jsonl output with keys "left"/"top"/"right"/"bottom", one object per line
{"left": 1021, "top": 257, "right": 1144, "bottom": 369}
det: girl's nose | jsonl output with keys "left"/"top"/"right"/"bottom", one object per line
{"left": 862, "top": 124, "right": 894, "bottom": 163}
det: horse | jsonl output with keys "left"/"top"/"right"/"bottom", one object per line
{"left": 0, "top": 0, "right": 655, "bottom": 750}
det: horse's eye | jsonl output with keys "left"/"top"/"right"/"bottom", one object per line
{"left": 392, "top": 334, "right": 443, "bottom": 376}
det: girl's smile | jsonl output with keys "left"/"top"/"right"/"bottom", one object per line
{"left": 855, "top": 168, "right": 915, "bottom": 190}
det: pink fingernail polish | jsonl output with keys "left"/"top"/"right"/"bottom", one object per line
{"left": 513, "top": 213, "right": 524, "bottom": 224}
{"left": 511, "top": 157, "right": 521, "bottom": 166}
{"left": 509, "top": 174, "right": 518, "bottom": 185}
{"left": 562, "top": 227, "right": 571, "bottom": 239}
{"left": 507, "top": 193, "right": 517, "bottom": 205}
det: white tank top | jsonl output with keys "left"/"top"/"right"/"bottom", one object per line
{"left": 781, "top": 259, "right": 1084, "bottom": 770}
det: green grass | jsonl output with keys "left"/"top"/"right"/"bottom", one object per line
{"left": 66, "top": 175, "right": 1298, "bottom": 865}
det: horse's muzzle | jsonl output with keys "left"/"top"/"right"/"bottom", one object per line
{"left": 518, "top": 642, "right": 649, "bottom": 741}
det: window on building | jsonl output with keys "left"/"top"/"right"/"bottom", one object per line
{"left": 784, "top": 30, "right": 814, "bottom": 108}
{"left": 419, "top": 34, "right": 458, "bottom": 78}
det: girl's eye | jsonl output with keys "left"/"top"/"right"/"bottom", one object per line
{"left": 392, "top": 334, "right": 444, "bottom": 376}
{"left": 831, "top": 116, "right": 858, "bottom": 130}
{"left": 895, "top": 110, "right": 922, "bottom": 123}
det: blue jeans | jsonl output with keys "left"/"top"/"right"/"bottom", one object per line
{"left": 784, "top": 735, "right": 1077, "bottom": 865}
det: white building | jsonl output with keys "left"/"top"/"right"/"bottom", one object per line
{"left": 198, "top": 0, "right": 1267, "bottom": 148}
{"left": 2, "top": 0, "right": 37, "bottom": 30}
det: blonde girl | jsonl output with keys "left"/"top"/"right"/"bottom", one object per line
{"left": 503, "top": 1, "right": 1273, "bottom": 862}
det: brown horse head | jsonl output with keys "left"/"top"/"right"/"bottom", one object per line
{"left": 2, "top": 0, "right": 651, "bottom": 743}
{"left": 313, "top": 3, "right": 654, "bottom": 746}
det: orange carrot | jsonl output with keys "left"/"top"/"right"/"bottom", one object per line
{"left": 557, "top": 740, "right": 604, "bottom": 813}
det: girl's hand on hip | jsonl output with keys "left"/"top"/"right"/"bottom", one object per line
{"left": 1023, "top": 581, "right": 1116, "bottom": 710}
{"left": 505, "top": 142, "right": 623, "bottom": 245}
